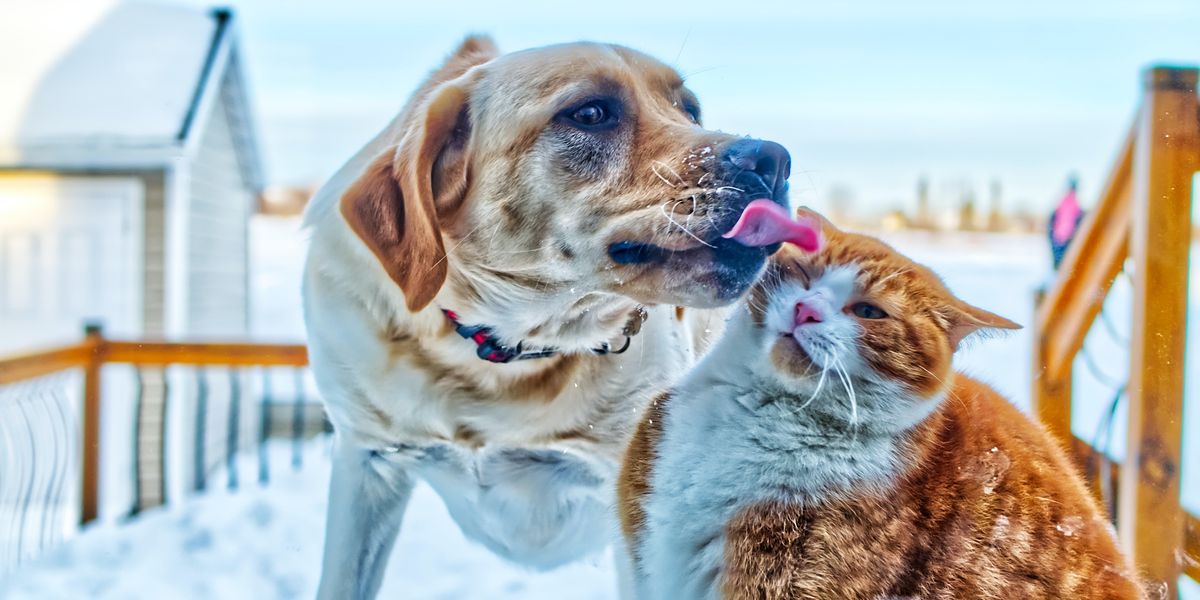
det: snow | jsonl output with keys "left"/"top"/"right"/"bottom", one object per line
{"left": 0, "top": 442, "right": 617, "bottom": 600}
{"left": 2, "top": 219, "right": 1198, "bottom": 598}
{"left": 3, "top": 441, "right": 1195, "bottom": 599}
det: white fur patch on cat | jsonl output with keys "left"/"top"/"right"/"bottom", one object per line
{"left": 636, "top": 266, "right": 942, "bottom": 600}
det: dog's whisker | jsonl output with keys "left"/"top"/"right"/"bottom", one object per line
{"left": 651, "top": 162, "right": 684, "bottom": 189}
{"left": 659, "top": 203, "right": 715, "bottom": 248}
{"left": 478, "top": 262, "right": 559, "bottom": 274}
{"left": 671, "top": 187, "right": 707, "bottom": 200}
{"left": 431, "top": 220, "right": 491, "bottom": 271}
{"left": 489, "top": 242, "right": 558, "bottom": 255}
{"left": 651, "top": 160, "right": 686, "bottom": 186}
{"left": 685, "top": 195, "right": 700, "bottom": 231}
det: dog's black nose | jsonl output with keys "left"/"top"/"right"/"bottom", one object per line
{"left": 721, "top": 139, "right": 791, "bottom": 200}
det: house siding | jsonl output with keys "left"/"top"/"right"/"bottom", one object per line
{"left": 175, "top": 69, "right": 258, "bottom": 502}
{"left": 185, "top": 72, "right": 251, "bottom": 337}
{"left": 142, "top": 171, "right": 166, "bottom": 336}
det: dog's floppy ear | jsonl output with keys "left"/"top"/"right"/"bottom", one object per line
{"left": 340, "top": 58, "right": 488, "bottom": 311}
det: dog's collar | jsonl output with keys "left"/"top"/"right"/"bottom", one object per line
{"left": 441, "top": 306, "right": 648, "bottom": 364}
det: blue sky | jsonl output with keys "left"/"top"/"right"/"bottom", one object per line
{"left": 173, "top": 0, "right": 1199, "bottom": 215}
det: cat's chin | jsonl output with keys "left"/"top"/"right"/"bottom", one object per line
{"left": 767, "top": 335, "right": 822, "bottom": 380}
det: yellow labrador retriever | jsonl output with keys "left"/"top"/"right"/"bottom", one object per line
{"left": 302, "top": 36, "right": 794, "bottom": 599}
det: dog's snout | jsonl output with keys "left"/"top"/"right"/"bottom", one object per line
{"left": 721, "top": 139, "right": 791, "bottom": 200}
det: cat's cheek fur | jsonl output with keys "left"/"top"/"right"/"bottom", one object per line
{"left": 858, "top": 315, "right": 954, "bottom": 398}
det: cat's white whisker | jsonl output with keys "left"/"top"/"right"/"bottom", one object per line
{"left": 833, "top": 358, "right": 858, "bottom": 431}
{"left": 918, "top": 364, "right": 946, "bottom": 386}
{"left": 871, "top": 267, "right": 914, "bottom": 289}
{"left": 798, "top": 360, "right": 828, "bottom": 410}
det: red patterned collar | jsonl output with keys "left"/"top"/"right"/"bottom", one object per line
{"left": 441, "top": 306, "right": 647, "bottom": 364}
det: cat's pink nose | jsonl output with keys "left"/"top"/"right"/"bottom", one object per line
{"left": 794, "top": 301, "right": 824, "bottom": 326}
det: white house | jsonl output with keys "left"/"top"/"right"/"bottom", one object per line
{"left": 0, "top": 2, "right": 263, "bottom": 350}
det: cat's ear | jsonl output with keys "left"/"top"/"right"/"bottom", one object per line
{"left": 795, "top": 207, "right": 837, "bottom": 233}
{"left": 945, "top": 302, "right": 1021, "bottom": 350}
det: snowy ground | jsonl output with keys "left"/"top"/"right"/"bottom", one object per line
{"left": 3, "top": 219, "right": 1199, "bottom": 598}
{"left": 0, "top": 441, "right": 617, "bottom": 599}
{"left": 3, "top": 440, "right": 1196, "bottom": 600}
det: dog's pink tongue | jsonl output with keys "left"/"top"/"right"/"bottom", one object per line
{"left": 722, "top": 199, "right": 822, "bottom": 252}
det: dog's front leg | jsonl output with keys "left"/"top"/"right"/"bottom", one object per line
{"left": 613, "top": 534, "right": 641, "bottom": 600}
{"left": 317, "top": 433, "right": 413, "bottom": 600}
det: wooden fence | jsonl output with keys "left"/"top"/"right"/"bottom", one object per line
{"left": 1033, "top": 65, "right": 1200, "bottom": 595}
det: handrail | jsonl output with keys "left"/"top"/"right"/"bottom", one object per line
{"left": 103, "top": 340, "right": 308, "bottom": 367}
{"left": 1032, "top": 65, "right": 1200, "bottom": 596}
{"left": 0, "top": 336, "right": 309, "bottom": 378}
{"left": 0, "top": 342, "right": 94, "bottom": 385}
{"left": 1032, "top": 129, "right": 1133, "bottom": 442}
{"left": 1035, "top": 128, "right": 1134, "bottom": 373}
{"left": 0, "top": 324, "right": 309, "bottom": 525}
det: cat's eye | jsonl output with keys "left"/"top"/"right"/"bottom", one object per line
{"left": 851, "top": 302, "right": 888, "bottom": 319}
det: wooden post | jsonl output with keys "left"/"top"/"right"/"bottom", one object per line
{"left": 81, "top": 322, "right": 104, "bottom": 525}
{"left": 1119, "top": 65, "right": 1199, "bottom": 596}
{"left": 1033, "top": 288, "right": 1074, "bottom": 445}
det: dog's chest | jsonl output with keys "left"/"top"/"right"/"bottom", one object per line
{"left": 384, "top": 438, "right": 616, "bottom": 568}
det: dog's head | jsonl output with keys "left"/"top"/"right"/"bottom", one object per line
{"left": 341, "top": 37, "right": 792, "bottom": 316}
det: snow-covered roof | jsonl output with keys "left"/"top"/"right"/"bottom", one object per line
{"left": 0, "top": 1, "right": 261, "bottom": 186}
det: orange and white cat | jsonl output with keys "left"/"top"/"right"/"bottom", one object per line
{"left": 618, "top": 211, "right": 1143, "bottom": 599}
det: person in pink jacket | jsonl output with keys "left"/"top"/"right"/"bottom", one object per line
{"left": 1049, "top": 174, "right": 1084, "bottom": 269}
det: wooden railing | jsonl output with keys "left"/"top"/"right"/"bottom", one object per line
{"left": 1033, "top": 65, "right": 1200, "bottom": 595}
{"left": 0, "top": 324, "right": 313, "bottom": 531}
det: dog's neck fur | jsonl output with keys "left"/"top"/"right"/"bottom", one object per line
{"left": 310, "top": 211, "right": 639, "bottom": 382}
{"left": 442, "top": 261, "right": 639, "bottom": 355}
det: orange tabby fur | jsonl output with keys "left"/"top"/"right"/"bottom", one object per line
{"left": 618, "top": 212, "right": 1143, "bottom": 599}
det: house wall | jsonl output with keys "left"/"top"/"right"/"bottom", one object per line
{"left": 0, "top": 171, "right": 147, "bottom": 351}
{"left": 167, "top": 67, "right": 258, "bottom": 507}
{"left": 184, "top": 73, "right": 251, "bottom": 337}
{"left": 142, "top": 171, "right": 166, "bottom": 335}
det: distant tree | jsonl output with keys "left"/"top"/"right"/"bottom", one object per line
{"left": 959, "top": 190, "right": 978, "bottom": 231}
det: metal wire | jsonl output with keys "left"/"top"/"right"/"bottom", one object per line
{"left": 0, "top": 373, "right": 76, "bottom": 573}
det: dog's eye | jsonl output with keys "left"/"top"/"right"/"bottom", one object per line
{"left": 850, "top": 302, "right": 887, "bottom": 320}
{"left": 682, "top": 102, "right": 700, "bottom": 124}
{"left": 562, "top": 100, "right": 618, "bottom": 130}
{"left": 572, "top": 104, "right": 606, "bottom": 125}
